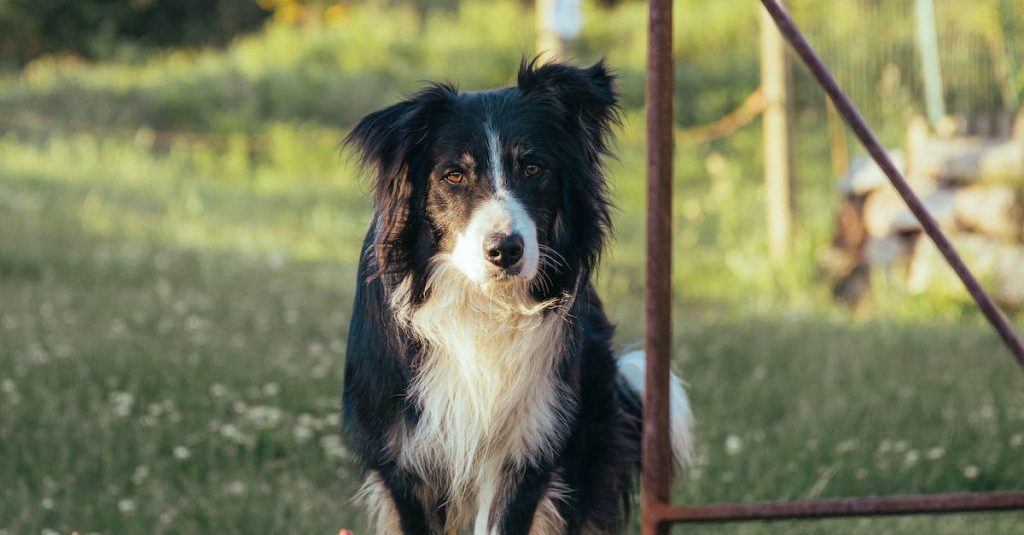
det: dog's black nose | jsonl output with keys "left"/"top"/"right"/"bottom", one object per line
{"left": 484, "top": 233, "right": 524, "bottom": 268}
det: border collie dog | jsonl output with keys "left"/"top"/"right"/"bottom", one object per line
{"left": 342, "top": 60, "right": 693, "bottom": 535}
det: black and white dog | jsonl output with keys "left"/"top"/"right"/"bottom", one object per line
{"left": 342, "top": 59, "right": 693, "bottom": 535}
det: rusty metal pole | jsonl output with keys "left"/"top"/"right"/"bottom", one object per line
{"left": 643, "top": 0, "right": 673, "bottom": 533}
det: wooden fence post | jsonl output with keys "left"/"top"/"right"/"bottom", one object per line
{"left": 761, "top": 0, "right": 794, "bottom": 260}
{"left": 915, "top": 0, "right": 947, "bottom": 128}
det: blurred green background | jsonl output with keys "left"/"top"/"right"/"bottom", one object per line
{"left": 1, "top": 0, "right": 1023, "bottom": 533}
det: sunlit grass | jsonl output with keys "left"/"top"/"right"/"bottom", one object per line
{"left": 1, "top": 0, "right": 1023, "bottom": 531}
{"left": 3, "top": 120, "right": 1023, "bottom": 534}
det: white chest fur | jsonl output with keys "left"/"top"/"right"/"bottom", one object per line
{"left": 390, "top": 264, "right": 571, "bottom": 527}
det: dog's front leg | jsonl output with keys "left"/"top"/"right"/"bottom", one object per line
{"left": 360, "top": 467, "right": 432, "bottom": 535}
{"left": 482, "top": 469, "right": 567, "bottom": 535}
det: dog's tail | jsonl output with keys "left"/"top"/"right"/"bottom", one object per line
{"left": 616, "top": 350, "right": 694, "bottom": 471}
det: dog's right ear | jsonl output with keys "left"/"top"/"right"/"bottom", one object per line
{"left": 344, "top": 84, "right": 455, "bottom": 277}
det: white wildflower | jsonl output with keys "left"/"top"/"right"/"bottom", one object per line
{"left": 219, "top": 423, "right": 254, "bottom": 446}
{"left": 926, "top": 447, "right": 945, "bottom": 460}
{"left": 185, "top": 315, "right": 207, "bottom": 332}
{"left": 225, "top": 481, "right": 247, "bottom": 496}
{"left": 131, "top": 465, "right": 150, "bottom": 484}
{"left": 109, "top": 391, "right": 135, "bottom": 417}
{"left": 117, "top": 498, "right": 136, "bottom": 514}
{"left": 835, "top": 439, "right": 858, "bottom": 453}
{"left": 173, "top": 446, "right": 191, "bottom": 460}
{"left": 293, "top": 423, "right": 313, "bottom": 443}
{"left": 724, "top": 435, "right": 743, "bottom": 456}
{"left": 320, "top": 435, "right": 350, "bottom": 460}
{"left": 245, "top": 405, "right": 282, "bottom": 429}
{"left": 1, "top": 379, "right": 20, "bottom": 404}
{"left": 108, "top": 318, "right": 127, "bottom": 337}
{"left": 963, "top": 465, "right": 979, "bottom": 479}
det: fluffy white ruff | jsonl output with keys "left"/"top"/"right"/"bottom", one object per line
{"left": 616, "top": 350, "right": 695, "bottom": 469}
{"left": 390, "top": 260, "right": 571, "bottom": 530}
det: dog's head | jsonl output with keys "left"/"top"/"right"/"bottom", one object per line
{"left": 346, "top": 59, "right": 619, "bottom": 299}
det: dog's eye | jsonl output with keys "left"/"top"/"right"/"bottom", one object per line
{"left": 444, "top": 171, "right": 464, "bottom": 184}
{"left": 524, "top": 164, "right": 542, "bottom": 177}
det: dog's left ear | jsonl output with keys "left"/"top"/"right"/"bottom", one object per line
{"left": 516, "top": 58, "right": 620, "bottom": 160}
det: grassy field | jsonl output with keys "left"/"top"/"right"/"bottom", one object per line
{"left": 2, "top": 1, "right": 1024, "bottom": 533}
{"left": 2, "top": 124, "right": 1023, "bottom": 535}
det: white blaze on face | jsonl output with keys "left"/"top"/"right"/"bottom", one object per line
{"left": 449, "top": 124, "right": 540, "bottom": 282}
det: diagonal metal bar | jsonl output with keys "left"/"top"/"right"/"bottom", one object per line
{"left": 759, "top": 0, "right": 1024, "bottom": 368}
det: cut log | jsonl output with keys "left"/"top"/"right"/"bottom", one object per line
{"left": 908, "top": 137, "right": 1024, "bottom": 184}
{"left": 953, "top": 186, "right": 1022, "bottom": 239}
{"left": 838, "top": 152, "right": 906, "bottom": 195}
{"left": 863, "top": 187, "right": 931, "bottom": 237}
{"left": 890, "top": 188, "right": 955, "bottom": 232}
{"left": 865, "top": 234, "right": 914, "bottom": 267}
{"left": 890, "top": 186, "right": 1021, "bottom": 238}
{"left": 906, "top": 233, "right": 1024, "bottom": 308}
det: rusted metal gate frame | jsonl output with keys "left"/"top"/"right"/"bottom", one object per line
{"left": 641, "top": 0, "right": 1024, "bottom": 533}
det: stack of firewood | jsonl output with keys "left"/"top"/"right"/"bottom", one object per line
{"left": 825, "top": 112, "right": 1024, "bottom": 309}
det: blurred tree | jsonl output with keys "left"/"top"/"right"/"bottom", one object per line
{"left": 0, "top": 0, "right": 270, "bottom": 65}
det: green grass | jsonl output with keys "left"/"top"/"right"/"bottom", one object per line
{"left": 2, "top": 124, "right": 1023, "bottom": 534}
{"left": 2, "top": 1, "right": 1024, "bottom": 532}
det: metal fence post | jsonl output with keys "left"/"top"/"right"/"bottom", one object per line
{"left": 643, "top": 0, "right": 674, "bottom": 533}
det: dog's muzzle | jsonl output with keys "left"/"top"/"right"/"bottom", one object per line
{"left": 451, "top": 197, "right": 539, "bottom": 282}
